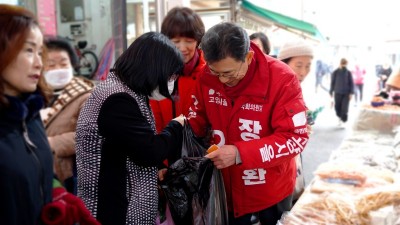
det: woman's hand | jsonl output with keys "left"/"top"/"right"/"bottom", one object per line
{"left": 158, "top": 168, "right": 168, "bottom": 181}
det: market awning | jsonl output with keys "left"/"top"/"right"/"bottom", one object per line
{"left": 240, "top": 0, "right": 325, "bottom": 42}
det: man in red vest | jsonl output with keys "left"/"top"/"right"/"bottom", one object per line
{"left": 188, "top": 22, "right": 309, "bottom": 225}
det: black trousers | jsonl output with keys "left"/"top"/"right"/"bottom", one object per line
{"left": 228, "top": 195, "right": 293, "bottom": 225}
{"left": 334, "top": 93, "right": 351, "bottom": 122}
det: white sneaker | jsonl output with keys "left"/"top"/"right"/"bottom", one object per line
{"left": 338, "top": 119, "right": 347, "bottom": 129}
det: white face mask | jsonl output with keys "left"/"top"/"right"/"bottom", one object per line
{"left": 167, "top": 79, "right": 175, "bottom": 95}
{"left": 44, "top": 68, "right": 73, "bottom": 89}
{"left": 149, "top": 80, "right": 176, "bottom": 101}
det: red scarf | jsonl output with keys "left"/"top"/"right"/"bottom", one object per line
{"left": 224, "top": 53, "right": 256, "bottom": 101}
{"left": 183, "top": 49, "right": 200, "bottom": 76}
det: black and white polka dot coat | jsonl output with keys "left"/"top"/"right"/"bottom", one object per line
{"left": 75, "top": 73, "right": 183, "bottom": 225}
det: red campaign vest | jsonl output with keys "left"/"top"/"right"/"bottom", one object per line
{"left": 188, "top": 43, "right": 309, "bottom": 217}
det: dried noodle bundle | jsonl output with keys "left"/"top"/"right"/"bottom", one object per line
{"left": 303, "top": 194, "right": 357, "bottom": 225}
{"left": 356, "top": 188, "right": 400, "bottom": 224}
{"left": 281, "top": 193, "right": 357, "bottom": 225}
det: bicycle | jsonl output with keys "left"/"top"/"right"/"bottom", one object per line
{"left": 66, "top": 37, "right": 99, "bottom": 79}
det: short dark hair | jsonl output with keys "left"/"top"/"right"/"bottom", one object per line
{"left": 249, "top": 32, "right": 271, "bottom": 55}
{"left": 201, "top": 22, "right": 249, "bottom": 64}
{"left": 44, "top": 36, "right": 79, "bottom": 69}
{"left": 340, "top": 58, "right": 348, "bottom": 66}
{"left": 111, "top": 32, "right": 183, "bottom": 98}
{"left": 161, "top": 7, "right": 205, "bottom": 46}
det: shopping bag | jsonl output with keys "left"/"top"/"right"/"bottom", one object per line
{"left": 292, "top": 154, "right": 305, "bottom": 202}
{"left": 160, "top": 119, "right": 228, "bottom": 225}
{"left": 200, "top": 167, "right": 228, "bottom": 225}
{"left": 156, "top": 204, "right": 175, "bottom": 225}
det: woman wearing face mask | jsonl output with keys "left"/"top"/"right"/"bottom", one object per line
{"left": 41, "top": 36, "right": 94, "bottom": 194}
{"left": 75, "top": 31, "right": 185, "bottom": 225}
{"left": 0, "top": 4, "right": 54, "bottom": 224}
{"left": 150, "top": 7, "right": 206, "bottom": 133}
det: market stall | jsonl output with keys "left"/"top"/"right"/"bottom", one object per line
{"left": 353, "top": 104, "right": 400, "bottom": 134}
{"left": 278, "top": 68, "right": 400, "bottom": 224}
{"left": 279, "top": 97, "right": 400, "bottom": 224}
{"left": 280, "top": 128, "right": 400, "bottom": 225}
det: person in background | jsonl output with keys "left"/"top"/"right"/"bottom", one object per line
{"left": 330, "top": 58, "right": 354, "bottom": 127}
{"left": 249, "top": 32, "right": 271, "bottom": 55}
{"left": 277, "top": 39, "right": 315, "bottom": 205}
{"left": 0, "top": 4, "right": 54, "bottom": 224}
{"left": 41, "top": 36, "right": 94, "bottom": 194}
{"left": 386, "top": 67, "right": 400, "bottom": 92}
{"left": 188, "top": 22, "right": 309, "bottom": 225}
{"left": 315, "top": 59, "right": 331, "bottom": 93}
{"left": 75, "top": 32, "right": 185, "bottom": 225}
{"left": 150, "top": 7, "right": 206, "bottom": 133}
{"left": 371, "top": 67, "right": 400, "bottom": 106}
{"left": 378, "top": 61, "right": 392, "bottom": 91}
{"left": 351, "top": 63, "right": 366, "bottom": 106}
{"left": 278, "top": 39, "right": 313, "bottom": 83}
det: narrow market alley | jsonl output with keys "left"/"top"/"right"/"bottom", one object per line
{"left": 301, "top": 64, "right": 379, "bottom": 186}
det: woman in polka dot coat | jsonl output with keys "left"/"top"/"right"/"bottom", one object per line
{"left": 75, "top": 32, "right": 185, "bottom": 225}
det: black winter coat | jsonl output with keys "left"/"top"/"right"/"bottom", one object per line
{"left": 330, "top": 67, "right": 354, "bottom": 95}
{"left": 0, "top": 93, "right": 53, "bottom": 225}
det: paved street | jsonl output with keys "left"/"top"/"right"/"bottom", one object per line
{"left": 302, "top": 103, "right": 357, "bottom": 185}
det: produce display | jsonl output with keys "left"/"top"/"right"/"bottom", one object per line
{"left": 279, "top": 104, "right": 400, "bottom": 225}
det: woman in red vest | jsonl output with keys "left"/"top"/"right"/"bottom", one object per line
{"left": 150, "top": 7, "right": 206, "bottom": 133}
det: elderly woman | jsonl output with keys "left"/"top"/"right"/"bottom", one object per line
{"left": 278, "top": 39, "right": 315, "bottom": 204}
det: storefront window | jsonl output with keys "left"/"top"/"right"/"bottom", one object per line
{"left": 60, "top": 0, "right": 85, "bottom": 22}
{"left": 126, "top": 0, "right": 156, "bottom": 46}
{"left": 125, "top": 0, "right": 233, "bottom": 47}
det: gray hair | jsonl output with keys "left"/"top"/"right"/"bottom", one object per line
{"left": 200, "top": 22, "right": 249, "bottom": 63}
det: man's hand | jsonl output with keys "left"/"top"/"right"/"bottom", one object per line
{"left": 205, "top": 145, "right": 237, "bottom": 169}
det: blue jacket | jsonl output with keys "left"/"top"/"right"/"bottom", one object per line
{"left": 0, "top": 93, "right": 53, "bottom": 225}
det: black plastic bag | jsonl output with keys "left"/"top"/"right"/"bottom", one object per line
{"left": 160, "top": 119, "right": 228, "bottom": 225}
{"left": 197, "top": 166, "right": 228, "bottom": 225}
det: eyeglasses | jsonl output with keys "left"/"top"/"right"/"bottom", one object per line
{"left": 209, "top": 62, "right": 243, "bottom": 79}
{"left": 169, "top": 74, "right": 179, "bottom": 82}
